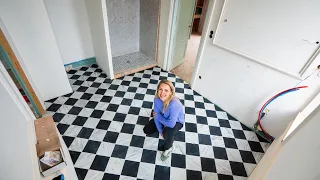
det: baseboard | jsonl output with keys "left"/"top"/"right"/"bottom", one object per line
{"left": 114, "top": 63, "right": 158, "bottom": 79}
{"left": 64, "top": 57, "right": 96, "bottom": 71}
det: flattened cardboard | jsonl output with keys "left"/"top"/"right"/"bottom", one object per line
{"left": 36, "top": 136, "right": 61, "bottom": 157}
{"left": 34, "top": 116, "right": 67, "bottom": 177}
{"left": 34, "top": 116, "right": 61, "bottom": 156}
{"left": 34, "top": 116, "right": 57, "bottom": 140}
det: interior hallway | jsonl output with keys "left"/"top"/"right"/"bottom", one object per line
{"left": 171, "top": 33, "right": 201, "bottom": 83}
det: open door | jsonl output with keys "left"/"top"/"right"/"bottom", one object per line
{"left": 0, "top": 28, "right": 45, "bottom": 118}
{"left": 169, "top": 0, "right": 196, "bottom": 70}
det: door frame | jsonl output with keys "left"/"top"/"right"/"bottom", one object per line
{"left": 165, "top": 0, "right": 214, "bottom": 88}
{"left": 168, "top": 0, "right": 197, "bottom": 71}
{"left": 0, "top": 27, "right": 45, "bottom": 117}
{"left": 0, "top": 54, "right": 41, "bottom": 180}
{"left": 104, "top": 0, "right": 162, "bottom": 79}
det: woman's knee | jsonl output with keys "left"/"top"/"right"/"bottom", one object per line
{"left": 163, "top": 127, "right": 174, "bottom": 138}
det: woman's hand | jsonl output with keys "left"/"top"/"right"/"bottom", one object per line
{"left": 153, "top": 112, "right": 156, "bottom": 118}
{"left": 161, "top": 133, "right": 164, "bottom": 139}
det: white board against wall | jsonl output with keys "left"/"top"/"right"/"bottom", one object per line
{"left": 213, "top": 0, "right": 320, "bottom": 76}
{"left": 0, "top": 0, "right": 73, "bottom": 101}
{"left": 85, "top": 0, "right": 114, "bottom": 79}
{"left": 43, "top": 0, "right": 94, "bottom": 65}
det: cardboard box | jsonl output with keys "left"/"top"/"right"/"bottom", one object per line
{"left": 34, "top": 116, "right": 67, "bottom": 177}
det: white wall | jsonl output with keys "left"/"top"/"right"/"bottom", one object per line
{"left": 264, "top": 105, "right": 320, "bottom": 180}
{"left": 0, "top": 61, "right": 78, "bottom": 180}
{"left": 0, "top": 62, "right": 40, "bottom": 180}
{"left": 44, "top": 0, "right": 94, "bottom": 65}
{"left": 213, "top": 1, "right": 320, "bottom": 75}
{"left": 157, "top": 0, "right": 174, "bottom": 69}
{"left": 192, "top": 0, "right": 320, "bottom": 137}
{"left": 0, "top": 0, "right": 72, "bottom": 101}
{"left": 85, "top": 0, "right": 114, "bottom": 79}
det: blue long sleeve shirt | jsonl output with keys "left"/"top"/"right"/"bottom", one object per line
{"left": 153, "top": 97, "right": 185, "bottom": 134}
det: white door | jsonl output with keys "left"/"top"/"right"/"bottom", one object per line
{"left": 169, "top": 0, "right": 196, "bottom": 70}
{"left": 192, "top": 0, "right": 320, "bottom": 138}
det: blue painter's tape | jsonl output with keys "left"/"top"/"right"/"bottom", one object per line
{"left": 64, "top": 57, "right": 96, "bottom": 69}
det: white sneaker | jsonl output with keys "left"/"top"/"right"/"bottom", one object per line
{"left": 161, "top": 146, "right": 174, "bottom": 161}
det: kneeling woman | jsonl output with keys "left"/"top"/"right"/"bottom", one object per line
{"left": 143, "top": 80, "right": 185, "bottom": 161}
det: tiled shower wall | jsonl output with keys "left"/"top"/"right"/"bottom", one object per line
{"left": 106, "top": 0, "right": 140, "bottom": 57}
{"left": 140, "top": 0, "right": 159, "bottom": 59}
{"left": 106, "top": 0, "right": 159, "bottom": 59}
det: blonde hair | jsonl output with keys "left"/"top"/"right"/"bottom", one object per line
{"left": 155, "top": 79, "right": 175, "bottom": 112}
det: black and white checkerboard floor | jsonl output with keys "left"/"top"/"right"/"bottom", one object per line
{"left": 45, "top": 64, "right": 270, "bottom": 180}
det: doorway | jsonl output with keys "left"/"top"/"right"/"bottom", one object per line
{"left": 0, "top": 47, "right": 41, "bottom": 118}
{"left": 106, "top": 0, "right": 160, "bottom": 79}
{"left": 168, "top": 0, "right": 209, "bottom": 83}
{"left": 171, "top": 33, "right": 201, "bottom": 83}
{"left": 85, "top": 0, "right": 160, "bottom": 79}
{"left": 0, "top": 28, "right": 45, "bottom": 118}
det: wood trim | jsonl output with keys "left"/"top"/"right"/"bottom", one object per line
{"left": 0, "top": 28, "right": 45, "bottom": 115}
{"left": 155, "top": 0, "right": 161, "bottom": 64}
{"left": 198, "top": 0, "right": 209, "bottom": 34}
{"left": 248, "top": 120, "right": 294, "bottom": 179}
{"left": 114, "top": 63, "right": 158, "bottom": 79}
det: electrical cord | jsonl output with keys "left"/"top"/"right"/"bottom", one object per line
{"left": 257, "top": 86, "right": 308, "bottom": 141}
